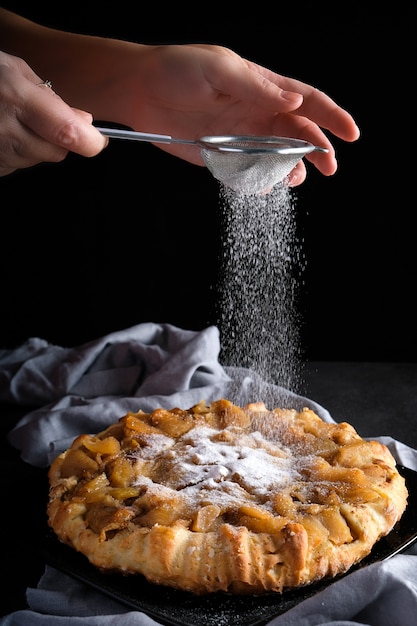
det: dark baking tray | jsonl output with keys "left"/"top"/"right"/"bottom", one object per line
{"left": 40, "top": 465, "right": 417, "bottom": 626}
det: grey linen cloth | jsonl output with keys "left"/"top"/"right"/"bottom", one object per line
{"left": 0, "top": 322, "right": 416, "bottom": 625}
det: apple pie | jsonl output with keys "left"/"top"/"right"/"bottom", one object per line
{"left": 47, "top": 399, "right": 408, "bottom": 594}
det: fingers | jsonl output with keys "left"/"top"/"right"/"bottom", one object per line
{"left": 295, "top": 88, "right": 360, "bottom": 143}
{"left": 261, "top": 69, "right": 360, "bottom": 143}
{"left": 0, "top": 124, "right": 68, "bottom": 177}
{"left": 200, "top": 48, "right": 358, "bottom": 179}
{"left": 286, "top": 160, "right": 307, "bottom": 187}
{"left": 267, "top": 111, "right": 340, "bottom": 176}
{"left": 0, "top": 58, "right": 108, "bottom": 176}
{"left": 225, "top": 53, "right": 360, "bottom": 144}
{"left": 20, "top": 80, "right": 108, "bottom": 157}
{"left": 199, "top": 45, "right": 304, "bottom": 113}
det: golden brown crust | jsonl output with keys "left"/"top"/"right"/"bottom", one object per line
{"left": 47, "top": 399, "right": 408, "bottom": 594}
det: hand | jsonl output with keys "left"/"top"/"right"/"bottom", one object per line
{"left": 0, "top": 51, "right": 108, "bottom": 177}
{"left": 112, "top": 44, "right": 360, "bottom": 186}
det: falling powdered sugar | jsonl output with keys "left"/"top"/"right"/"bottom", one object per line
{"left": 216, "top": 183, "right": 305, "bottom": 398}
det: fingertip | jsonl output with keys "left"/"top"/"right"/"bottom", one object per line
{"left": 350, "top": 125, "right": 361, "bottom": 142}
{"left": 102, "top": 134, "right": 110, "bottom": 149}
{"left": 76, "top": 112, "right": 109, "bottom": 151}
{"left": 89, "top": 131, "right": 109, "bottom": 156}
{"left": 92, "top": 125, "right": 109, "bottom": 149}
{"left": 72, "top": 123, "right": 110, "bottom": 157}
{"left": 286, "top": 161, "right": 306, "bottom": 187}
{"left": 340, "top": 114, "right": 361, "bottom": 142}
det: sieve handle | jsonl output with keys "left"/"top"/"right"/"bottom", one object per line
{"left": 95, "top": 126, "right": 196, "bottom": 145}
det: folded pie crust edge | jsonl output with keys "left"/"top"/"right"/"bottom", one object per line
{"left": 47, "top": 399, "right": 408, "bottom": 595}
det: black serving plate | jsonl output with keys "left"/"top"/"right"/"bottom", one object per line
{"left": 40, "top": 465, "right": 417, "bottom": 626}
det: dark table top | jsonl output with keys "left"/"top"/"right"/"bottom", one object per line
{"left": 302, "top": 361, "right": 417, "bottom": 450}
{"left": 1, "top": 360, "right": 417, "bottom": 618}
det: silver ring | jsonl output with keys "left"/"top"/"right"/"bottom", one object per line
{"left": 37, "top": 80, "right": 53, "bottom": 89}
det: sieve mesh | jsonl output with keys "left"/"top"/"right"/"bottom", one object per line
{"left": 201, "top": 149, "right": 303, "bottom": 195}
{"left": 198, "top": 135, "right": 326, "bottom": 194}
{"left": 96, "top": 128, "right": 327, "bottom": 195}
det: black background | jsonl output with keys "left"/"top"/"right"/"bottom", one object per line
{"left": 1, "top": 2, "right": 414, "bottom": 361}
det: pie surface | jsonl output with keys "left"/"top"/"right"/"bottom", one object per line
{"left": 47, "top": 399, "right": 408, "bottom": 594}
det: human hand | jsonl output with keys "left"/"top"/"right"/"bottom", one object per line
{"left": 0, "top": 51, "right": 108, "bottom": 177}
{"left": 114, "top": 44, "right": 359, "bottom": 186}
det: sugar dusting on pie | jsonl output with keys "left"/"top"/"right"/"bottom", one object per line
{"left": 47, "top": 399, "right": 408, "bottom": 594}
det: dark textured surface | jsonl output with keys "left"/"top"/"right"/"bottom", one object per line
{"left": 1, "top": 361, "right": 416, "bottom": 618}
{"left": 302, "top": 362, "right": 417, "bottom": 449}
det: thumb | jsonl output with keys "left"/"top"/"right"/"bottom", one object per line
{"left": 21, "top": 81, "right": 108, "bottom": 157}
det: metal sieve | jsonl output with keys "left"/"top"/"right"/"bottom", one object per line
{"left": 97, "top": 127, "right": 328, "bottom": 195}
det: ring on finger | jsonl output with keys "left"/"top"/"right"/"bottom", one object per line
{"left": 37, "top": 80, "right": 53, "bottom": 90}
